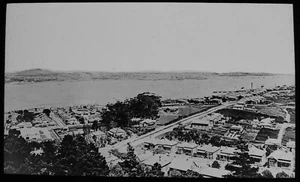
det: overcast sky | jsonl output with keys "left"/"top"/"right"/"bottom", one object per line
{"left": 6, "top": 3, "right": 294, "bottom": 74}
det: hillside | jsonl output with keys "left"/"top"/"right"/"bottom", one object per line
{"left": 5, "top": 69, "right": 279, "bottom": 84}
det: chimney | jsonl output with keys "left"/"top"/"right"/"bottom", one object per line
{"left": 251, "top": 82, "right": 253, "bottom": 89}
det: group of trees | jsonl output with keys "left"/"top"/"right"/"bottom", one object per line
{"left": 109, "top": 143, "right": 165, "bottom": 177}
{"left": 99, "top": 92, "right": 162, "bottom": 129}
{"left": 4, "top": 129, "right": 109, "bottom": 176}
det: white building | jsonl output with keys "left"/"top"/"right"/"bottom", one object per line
{"left": 191, "top": 119, "right": 213, "bottom": 131}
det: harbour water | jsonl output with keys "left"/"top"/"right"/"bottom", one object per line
{"left": 5, "top": 75, "right": 294, "bottom": 112}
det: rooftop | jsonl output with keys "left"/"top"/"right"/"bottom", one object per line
{"left": 191, "top": 119, "right": 210, "bottom": 125}
{"left": 142, "top": 154, "right": 173, "bottom": 167}
{"left": 248, "top": 145, "right": 266, "bottom": 157}
{"left": 177, "top": 142, "right": 198, "bottom": 149}
{"left": 267, "top": 149, "right": 294, "bottom": 161}
{"left": 197, "top": 145, "right": 220, "bottom": 153}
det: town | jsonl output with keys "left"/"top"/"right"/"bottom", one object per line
{"left": 4, "top": 84, "right": 295, "bottom": 178}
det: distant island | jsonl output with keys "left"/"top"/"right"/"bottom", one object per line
{"left": 5, "top": 68, "right": 282, "bottom": 84}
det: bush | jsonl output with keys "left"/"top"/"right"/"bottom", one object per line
{"left": 212, "top": 161, "right": 221, "bottom": 169}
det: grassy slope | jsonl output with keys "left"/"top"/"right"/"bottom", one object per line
{"left": 5, "top": 69, "right": 279, "bottom": 83}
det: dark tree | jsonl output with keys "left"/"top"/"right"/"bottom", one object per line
{"left": 145, "top": 163, "right": 164, "bottom": 177}
{"left": 43, "top": 109, "right": 51, "bottom": 117}
{"left": 211, "top": 161, "right": 221, "bottom": 169}
{"left": 4, "top": 131, "right": 32, "bottom": 174}
{"left": 91, "top": 120, "right": 99, "bottom": 131}
{"left": 261, "top": 170, "right": 274, "bottom": 178}
{"left": 224, "top": 151, "right": 262, "bottom": 178}
{"left": 276, "top": 171, "right": 291, "bottom": 178}
{"left": 210, "top": 135, "right": 221, "bottom": 147}
{"left": 128, "top": 92, "right": 162, "bottom": 119}
{"left": 118, "top": 143, "right": 144, "bottom": 177}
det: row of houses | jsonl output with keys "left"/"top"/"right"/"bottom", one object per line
{"left": 141, "top": 137, "right": 295, "bottom": 171}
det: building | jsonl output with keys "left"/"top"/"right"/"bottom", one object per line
{"left": 176, "top": 142, "right": 198, "bottom": 156}
{"left": 196, "top": 145, "right": 221, "bottom": 160}
{"left": 248, "top": 145, "right": 267, "bottom": 164}
{"left": 19, "top": 127, "right": 54, "bottom": 142}
{"left": 232, "top": 104, "right": 244, "bottom": 110}
{"left": 142, "top": 154, "right": 173, "bottom": 176}
{"left": 108, "top": 127, "right": 127, "bottom": 138}
{"left": 206, "top": 99, "right": 222, "bottom": 105}
{"left": 140, "top": 119, "right": 156, "bottom": 127}
{"left": 197, "top": 167, "right": 231, "bottom": 178}
{"left": 267, "top": 149, "right": 294, "bottom": 170}
{"left": 216, "top": 147, "right": 240, "bottom": 162}
{"left": 265, "top": 138, "right": 281, "bottom": 148}
{"left": 167, "top": 158, "right": 198, "bottom": 174}
{"left": 156, "top": 140, "right": 179, "bottom": 153}
{"left": 191, "top": 119, "right": 213, "bottom": 131}
{"left": 286, "top": 140, "right": 295, "bottom": 154}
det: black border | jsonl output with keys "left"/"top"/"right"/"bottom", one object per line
{"left": 1, "top": 1, "right": 298, "bottom": 182}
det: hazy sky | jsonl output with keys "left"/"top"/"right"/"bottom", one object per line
{"left": 6, "top": 3, "right": 294, "bottom": 74}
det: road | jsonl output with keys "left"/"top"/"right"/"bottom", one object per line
{"left": 99, "top": 101, "right": 237, "bottom": 159}
{"left": 50, "top": 112, "right": 67, "bottom": 128}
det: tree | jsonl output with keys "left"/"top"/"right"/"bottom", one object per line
{"left": 4, "top": 133, "right": 109, "bottom": 176}
{"left": 224, "top": 151, "right": 262, "bottom": 178}
{"left": 145, "top": 163, "right": 164, "bottom": 177}
{"left": 169, "top": 169, "right": 182, "bottom": 177}
{"left": 101, "top": 101, "right": 131, "bottom": 128}
{"left": 128, "top": 92, "right": 162, "bottom": 119}
{"left": 276, "top": 171, "right": 291, "bottom": 178}
{"left": 261, "top": 170, "right": 274, "bottom": 178}
{"left": 118, "top": 143, "right": 145, "bottom": 177}
{"left": 211, "top": 161, "right": 221, "bottom": 169}
{"left": 210, "top": 135, "right": 221, "bottom": 147}
{"left": 184, "top": 169, "right": 203, "bottom": 178}
{"left": 91, "top": 120, "right": 99, "bottom": 131}
{"left": 4, "top": 130, "right": 32, "bottom": 174}
{"left": 43, "top": 109, "right": 51, "bottom": 117}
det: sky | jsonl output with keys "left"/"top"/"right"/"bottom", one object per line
{"left": 5, "top": 3, "right": 294, "bottom": 74}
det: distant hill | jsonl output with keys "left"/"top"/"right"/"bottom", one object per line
{"left": 5, "top": 69, "right": 280, "bottom": 84}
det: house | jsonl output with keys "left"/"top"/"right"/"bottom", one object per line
{"left": 167, "top": 158, "right": 198, "bottom": 174}
{"left": 108, "top": 127, "right": 127, "bottom": 138}
{"left": 197, "top": 167, "right": 231, "bottom": 178}
{"left": 190, "top": 119, "right": 213, "bottom": 131}
{"left": 206, "top": 99, "right": 222, "bottom": 105}
{"left": 140, "top": 119, "right": 156, "bottom": 127}
{"left": 248, "top": 145, "right": 267, "bottom": 164}
{"left": 142, "top": 154, "right": 173, "bottom": 176}
{"left": 232, "top": 104, "right": 244, "bottom": 110}
{"left": 20, "top": 127, "right": 53, "bottom": 142}
{"left": 216, "top": 147, "right": 240, "bottom": 162}
{"left": 137, "top": 151, "right": 154, "bottom": 162}
{"left": 230, "top": 125, "right": 244, "bottom": 133}
{"left": 196, "top": 145, "right": 221, "bottom": 160}
{"left": 267, "top": 149, "right": 294, "bottom": 170}
{"left": 16, "top": 122, "right": 33, "bottom": 129}
{"left": 286, "top": 140, "right": 295, "bottom": 153}
{"left": 265, "top": 138, "right": 281, "bottom": 148}
{"left": 176, "top": 142, "right": 198, "bottom": 156}
{"left": 156, "top": 139, "right": 179, "bottom": 153}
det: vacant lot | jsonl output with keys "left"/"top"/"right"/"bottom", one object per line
{"left": 217, "top": 108, "right": 266, "bottom": 120}
{"left": 178, "top": 105, "right": 213, "bottom": 116}
{"left": 282, "top": 127, "right": 295, "bottom": 146}
{"left": 157, "top": 114, "right": 179, "bottom": 126}
{"left": 255, "top": 128, "right": 280, "bottom": 142}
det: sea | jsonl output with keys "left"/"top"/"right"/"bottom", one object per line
{"left": 4, "top": 75, "right": 295, "bottom": 112}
